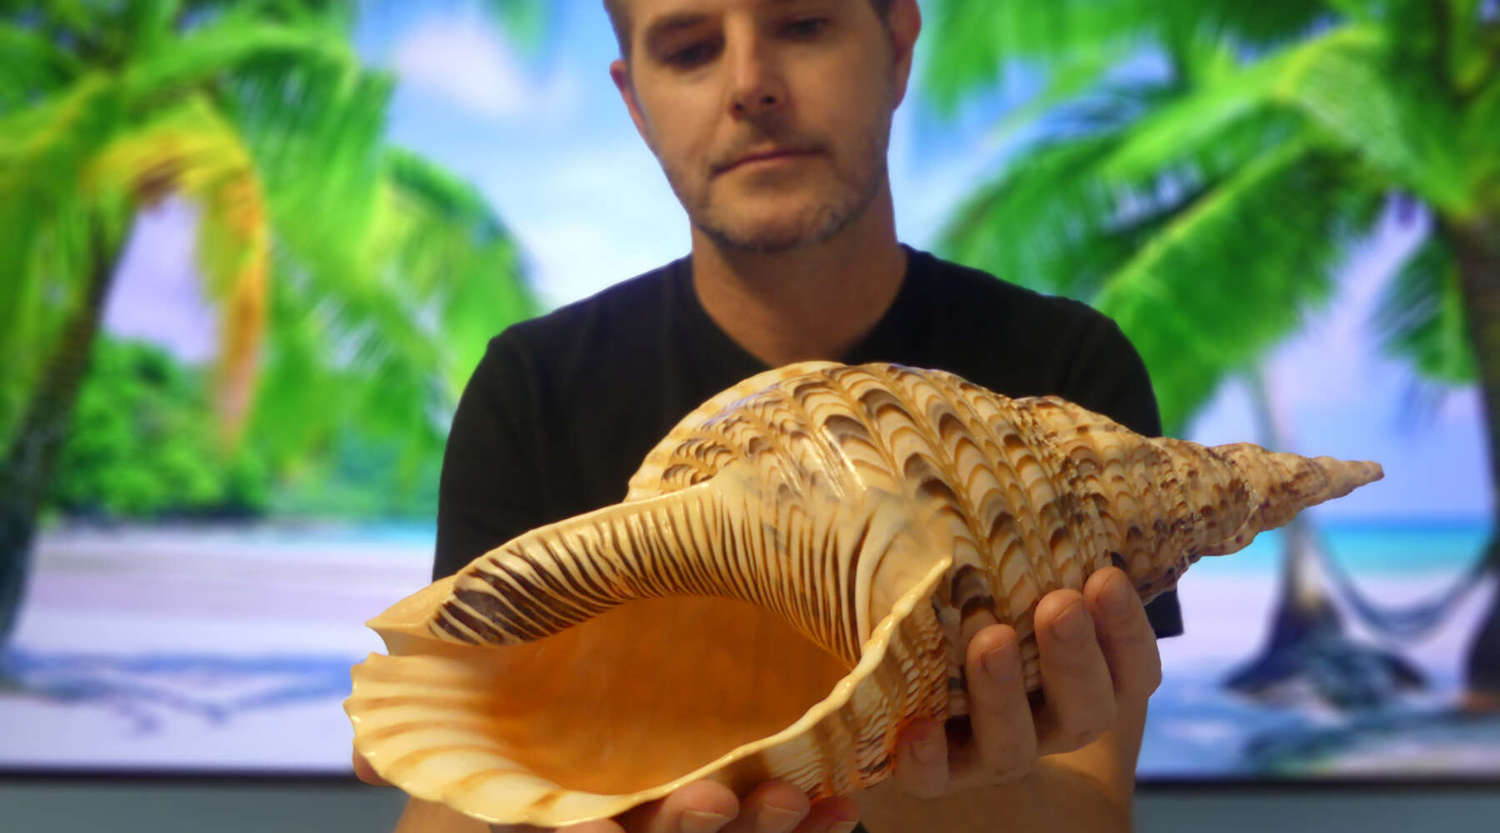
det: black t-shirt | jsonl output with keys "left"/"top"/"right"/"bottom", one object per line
{"left": 434, "top": 245, "right": 1183, "bottom": 637}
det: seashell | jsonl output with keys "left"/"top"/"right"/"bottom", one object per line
{"left": 345, "top": 361, "right": 1381, "bottom": 827}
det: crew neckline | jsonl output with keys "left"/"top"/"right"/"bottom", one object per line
{"left": 670, "top": 244, "right": 930, "bottom": 371}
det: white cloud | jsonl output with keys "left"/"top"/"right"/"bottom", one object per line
{"left": 392, "top": 13, "right": 574, "bottom": 119}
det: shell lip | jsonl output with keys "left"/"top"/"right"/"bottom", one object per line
{"left": 345, "top": 553, "right": 954, "bottom": 828}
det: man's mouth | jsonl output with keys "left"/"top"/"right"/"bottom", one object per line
{"left": 716, "top": 147, "right": 820, "bottom": 175}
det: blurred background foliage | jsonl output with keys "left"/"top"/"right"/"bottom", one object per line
{"left": 48, "top": 337, "right": 271, "bottom": 520}
{"left": 1, "top": 0, "right": 545, "bottom": 529}
{"left": 926, "top": 0, "right": 1498, "bottom": 435}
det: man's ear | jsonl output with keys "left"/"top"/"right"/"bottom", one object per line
{"left": 887, "top": 0, "right": 922, "bottom": 109}
{"left": 610, "top": 58, "right": 655, "bottom": 151}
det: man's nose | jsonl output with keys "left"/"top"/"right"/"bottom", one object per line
{"left": 726, "top": 39, "right": 787, "bottom": 118}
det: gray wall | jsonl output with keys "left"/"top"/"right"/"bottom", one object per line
{"left": 3, "top": 781, "right": 1499, "bottom": 832}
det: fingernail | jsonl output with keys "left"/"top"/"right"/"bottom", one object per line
{"left": 982, "top": 646, "right": 1014, "bottom": 683}
{"left": 828, "top": 822, "right": 859, "bottom": 833}
{"left": 1052, "top": 601, "right": 1091, "bottom": 643}
{"left": 910, "top": 723, "right": 944, "bottom": 765}
{"left": 682, "top": 810, "right": 733, "bottom": 833}
{"left": 757, "top": 804, "right": 804, "bottom": 833}
{"left": 1100, "top": 573, "right": 1136, "bottom": 622}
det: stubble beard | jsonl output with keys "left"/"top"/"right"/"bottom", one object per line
{"left": 664, "top": 122, "right": 891, "bottom": 255}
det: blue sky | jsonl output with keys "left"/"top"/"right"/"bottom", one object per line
{"left": 101, "top": 0, "right": 1492, "bottom": 521}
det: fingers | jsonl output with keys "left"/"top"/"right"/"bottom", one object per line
{"left": 725, "top": 784, "right": 857, "bottom": 833}
{"left": 555, "top": 822, "right": 629, "bottom": 833}
{"left": 1033, "top": 585, "right": 1116, "bottom": 757}
{"left": 479, "top": 779, "right": 859, "bottom": 833}
{"left": 619, "top": 780, "right": 855, "bottom": 833}
{"left": 619, "top": 780, "right": 738, "bottom": 833}
{"left": 719, "top": 781, "right": 807, "bottom": 833}
{"left": 962, "top": 620, "right": 1037, "bottom": 782}
{"left": 1083, "top": 566, "right": 1163, "bottom": 702}
{"left": 891, "top": 715, "right": 949, "bottom": 797}
{"left": 788, "top": 795, "right": 860, "bottom": 833}
{"left": 496, "top": 822, "right": 624, "bottom": 833}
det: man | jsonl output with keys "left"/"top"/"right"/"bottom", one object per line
{"left": 364, "top": 1, "right": 1181, "bottom": 831}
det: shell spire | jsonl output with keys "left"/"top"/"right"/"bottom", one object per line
{"left": 1210, "top": 443, "right": 1384, "bottom": 554}
{"left": 1011, "top": 396, "right": 1382, "bottom": 599}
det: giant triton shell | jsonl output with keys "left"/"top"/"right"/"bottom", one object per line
{"left": 345, "top": 361, "right": 1382, "bottom": 826}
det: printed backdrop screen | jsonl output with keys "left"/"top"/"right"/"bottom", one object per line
{"left": 3, "top": 0, "right": 1497, "bottom": 782}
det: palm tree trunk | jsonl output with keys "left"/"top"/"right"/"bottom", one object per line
{"left": 1224, "top": 368, "right": 1425, "bottom": 708}
{"left": 0, "top": 220, "right": 117, "bottom": 652}
{"left": 1240, "top": 368, "right": 1342, "bottom": 660}
{"left": 1450, "top": 217, "right": 1500, "bottom": 704}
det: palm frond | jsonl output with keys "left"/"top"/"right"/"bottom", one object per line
{"left": 122, "top": 0, "right": 182, "bottom": 58}
{"left": 971, "top": 48, "right": 1128, "bottom": 151}
{"left": 85, "top": 94, "right": 271, "bottom": 442}
{"left": 1462, "top": 73, "right": 1500, "bottom": 209}
{"left": 1372, "top": 232, "right": 1476, "bottom": 383}
{"left": 0, "top": 74, "right": 125, "bottom": 445}
{"left": 0, "top": 21, "right": 84, "bottom": 112}
{"left": 923, "top": 0, "right": 1332, "bottom": 114}
{"left": 376, "top": 147, "right": 536, "bottom": 398}
{"left": 940, "top": 92, "right": 1303, "bottom": 300}
{"left": 1098, "top": 26, "right": 1366, "bottom": 181}
{"left": 241, "top": 271, "right": 338, "bottom": 474}
{"left": 4, "top": 1, "right": 94, "bottom": 38}
{"left": 121, "top": 13, "right": 355, "bottom": 100}
{"left": 939, "top": 133, "right": 1136, "bottom": 299}
{"left": 1273, "top": 26, "right": 1471, "bottom": 214}
{"left": 1095, "top": 139, "right": 1382, "bottom": 431}
{"left": 221, "top": 57, "right": 391, "bottom": 289}
{"left": 250, "top": 245, "right": 447, "bottom": 484}
{"left": 244, "top": 146, "right": 535, "bottom": 485}
{"left": 1103, "top": 24, "right": 1471, "bottom": 214}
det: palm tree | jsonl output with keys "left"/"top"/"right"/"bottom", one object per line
{"left": 922, "top": 0, "right": 1500, "bottom": 704}
{"left": 0, "top": 0, "right": 542, "bottom": 651}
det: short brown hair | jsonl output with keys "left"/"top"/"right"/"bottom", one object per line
{"left": 604, "top": 0, "right": 894, "bottom": 58}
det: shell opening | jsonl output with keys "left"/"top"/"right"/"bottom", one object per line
{"left": 407, "top": 594, "right": 854, "bottom": 797}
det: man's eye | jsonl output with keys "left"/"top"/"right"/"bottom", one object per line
{"left": 666, "top": 40, "right": 719, "bottom": 68}
{"left": 782, "top": 17, "right": 829, "bottom": 38}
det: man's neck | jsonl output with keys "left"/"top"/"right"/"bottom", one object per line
{"left": 688, "top": 184, "right": 907, "bottom": 369}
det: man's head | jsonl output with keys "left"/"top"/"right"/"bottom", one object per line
{"left": 606, "top": 0, "right": 921, "bottom": 254}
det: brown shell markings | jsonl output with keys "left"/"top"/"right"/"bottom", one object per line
{"left": 345, "top": 362, "right": 1382, "bottom": 827}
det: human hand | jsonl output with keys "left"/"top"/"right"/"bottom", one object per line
{"left": 356, "top": 749, "right": 858, "bottom": 833}
{"left": 485, "top": 779, "right": 860, "bottom": 833}
{"left": 887, "top": 565, "right": 1162, "bottom": 796}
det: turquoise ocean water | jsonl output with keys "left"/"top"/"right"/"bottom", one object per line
{"left": 1186, "top": 516, "right": 1490, "bottom": 577}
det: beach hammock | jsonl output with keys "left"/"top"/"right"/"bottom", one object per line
{"left": 1313, "top": 527, "right": 1497, "bottom": 640}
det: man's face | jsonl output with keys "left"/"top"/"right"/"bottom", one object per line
{"left": 611, "top": 0, "right": 916, "bottom": 253}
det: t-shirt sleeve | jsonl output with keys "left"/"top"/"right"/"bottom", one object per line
{"left": 432, "top": 333, "right": 546, "bottom": 582}
{"left": 1061, "top": 308, "right": 1186, "bottom": 638}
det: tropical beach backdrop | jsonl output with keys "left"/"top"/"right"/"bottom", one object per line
{"left": 2, "top": 0, "right": 1498, "bottom": 780}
